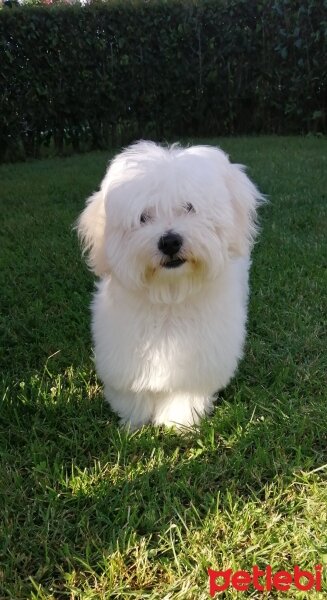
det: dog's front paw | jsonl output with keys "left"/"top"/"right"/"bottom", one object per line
{"left": 105, "top": 386, "right": 154, "bottom": 430}
{"left": 152, "top": 393, "right": 213, "bottom": 429}
{"left": 119, "top": 414, "right": 150, "bottom": 431}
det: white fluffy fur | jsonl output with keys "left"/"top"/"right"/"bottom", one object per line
{"left": 77, "top": 141, "right": 263, "bottom": 429}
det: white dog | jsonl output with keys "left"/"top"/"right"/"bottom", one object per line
{"left": 77, "top": 141, "right": 262, "bottom": 429}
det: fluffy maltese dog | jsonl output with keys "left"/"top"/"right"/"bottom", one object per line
{"left": 77, "top": 141, "right": 262, "bottom": 429}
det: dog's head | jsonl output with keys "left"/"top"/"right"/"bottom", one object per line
{"left": 77, "top": 141, "right": 263, "bottom": 303}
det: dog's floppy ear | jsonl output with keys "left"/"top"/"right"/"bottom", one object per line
{"left": 76, "top": 190, "right": 109, "bottom": 276}
{"left": 225, "top": 163, "right": 263, "bottom": 257}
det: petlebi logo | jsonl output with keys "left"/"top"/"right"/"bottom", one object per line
{"left": 208, "top": 565, "right": 323, "bottom": 595}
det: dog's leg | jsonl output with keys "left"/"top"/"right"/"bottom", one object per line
{"left": 104, "top": 386, "right": 154, "bottom": 429}
{"left": 152, "top": 393, "right": 214, "bottom": 429}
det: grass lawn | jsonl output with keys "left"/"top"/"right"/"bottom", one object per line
{"left": 0, "top": 136, "right": 326, "bottom": 599}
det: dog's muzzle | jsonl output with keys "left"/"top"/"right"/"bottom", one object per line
{"left": 158, "top": 231, "right": 186, "bottom": 269}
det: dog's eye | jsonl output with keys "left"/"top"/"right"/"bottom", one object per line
{"left": 140, "top": 212, "right": 151, "bottom": 224}
{"left": 185, "top": 202, "right": 195, "bottom": 214}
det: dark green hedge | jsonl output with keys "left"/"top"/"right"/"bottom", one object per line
{"left": 0, "top": 0, "right": 326, "bottom": 160}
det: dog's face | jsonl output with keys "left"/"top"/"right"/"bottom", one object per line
{"left": 77, "top": 142, "right": 262, "bottom": 303}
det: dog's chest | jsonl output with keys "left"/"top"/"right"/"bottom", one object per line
{"left": 141, "top": 305, "right": 201, "bottom": 352}
{"left": 93, "top": 275, "right": 247, "bottom": 394}
{"left": 130, "top": 304, "right": 218, "bottom": 390}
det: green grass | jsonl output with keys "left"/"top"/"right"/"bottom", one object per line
{"left": 0, "top": 136, "right": 326, "bottom": 599}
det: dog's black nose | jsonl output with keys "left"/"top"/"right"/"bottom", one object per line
{"left": 158, "top": 231, "right": 183, "bottom": 257}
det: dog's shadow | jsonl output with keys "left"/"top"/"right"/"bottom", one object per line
{"left": 2, "top": 363, "right": 325, "bottom": 593}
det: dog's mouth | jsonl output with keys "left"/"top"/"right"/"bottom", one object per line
{"left": 162, "top": 257, "right": 186, "bottom": 269}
